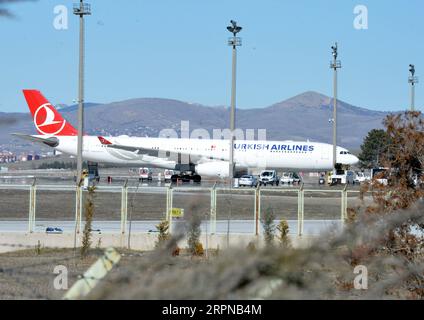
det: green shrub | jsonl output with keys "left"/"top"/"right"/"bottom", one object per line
{"left": 261, "top": 207, "right": 276, "bottom": 246}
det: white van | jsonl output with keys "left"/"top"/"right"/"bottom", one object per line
{"left": 371, "top": 167, "right": 389, "bottom": 186}
{"left": 330, "top": 169, "right": 355, "bottom": 185}
{"left": 354, "top": 171, "right": 371, "bottom": 184}
{"left": 259, "top": 170, "right": 280, "bottom": 186}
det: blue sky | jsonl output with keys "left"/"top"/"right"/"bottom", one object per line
{"left": 0, "top": 0, "right": 423, "bottom": 113}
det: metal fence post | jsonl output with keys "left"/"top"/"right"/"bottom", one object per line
{"left": 120, "top": 180, "right": 128, "bottom": 234}
{"left": 210, "top": 183, "right": 217, "bottom": 235}
{"left": 167, "top": 186, "right": 173, "bottom": 233}
{"left": 341, "top": 185, "right": 348, "bottom": 224}
{"left": 254, "top": 186, "right": 261, "bottom": 236}
{"left": 75, "top": 185, "right": 83, "bottom": 234}
{"left": 28, "top": 182, "right": 36, "bottom": 233}
{"left": 166, "top": 187, "right": 170, "bottom": 221}
{"left": 297, "top": 184, "right": 304, "bottom": 236}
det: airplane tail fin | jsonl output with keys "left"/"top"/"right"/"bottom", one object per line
{"left": 23, "top": 90, "right": 78, "bottom": 136}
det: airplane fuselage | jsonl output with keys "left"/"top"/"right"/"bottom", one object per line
{"left": 44, "top": 135, "right": 357, "bottom": 172}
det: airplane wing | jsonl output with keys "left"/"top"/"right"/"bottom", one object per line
{"left": 98, "top": 136, "right": 228, "bottom": 163}
{"left": 12, "top": 133, "right": 59, "bottom": 148}
{"left": 98, "top": 136, "right": 159, "bottom": 157}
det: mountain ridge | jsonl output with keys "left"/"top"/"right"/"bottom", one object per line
{"left": 0, "top": 91, "right": 395, "bottom": 154}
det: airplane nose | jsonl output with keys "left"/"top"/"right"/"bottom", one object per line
{"left": 351, "top": 155, "right": 359, "bottom": 165}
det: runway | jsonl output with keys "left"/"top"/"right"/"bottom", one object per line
{"left": 0, "top": 219, "right": 342, "bottom": 235}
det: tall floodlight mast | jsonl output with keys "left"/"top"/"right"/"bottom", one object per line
{"left": 226, "top": 20, "right": 242, "bottom": 247}
{"left": 330, "top": 43, "right": 341, "bottom": 170}
{"left": 408, "top": 64, "right": 419, "bottom": 111}
{"left": 73, "top": 0, "right": 91, "bottom": 185}
{"left": 227, "top": 20, "right": 242, "bottom": 183}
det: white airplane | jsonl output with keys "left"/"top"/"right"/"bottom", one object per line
{"left": 14, "top": 90, "right": 359, "bottom": 182}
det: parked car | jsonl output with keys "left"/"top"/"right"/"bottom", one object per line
{"left": 239, "top": 175, "right": 258, "bottom": 187}
{"left": 46, "top": 227, "right": 63, "bottom": 234}
{"left": 163, "top": 169, "right": 175, "bottom": 182}
{"left": 371, "top": 167, "right": 389, "bottom": 186}
{"left": 354, "top": 171, "right": 371, "bottom": 184}
{"left": 259, "top": 170, "right": 280, "bottom": 186}
{"left": 139, "top": 168, "right": 153, "bottom": 181}
{"left": 280, "top": 172, "right": 302, "bottom": 185}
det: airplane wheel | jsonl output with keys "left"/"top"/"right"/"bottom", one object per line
{"left": 192, "top": 175, "right": 201, "bottom": 183}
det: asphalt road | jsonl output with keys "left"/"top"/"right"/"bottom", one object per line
{"left": 0, "top": 219, "right": 342, "bottom": 235}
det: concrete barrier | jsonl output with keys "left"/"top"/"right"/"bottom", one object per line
{"left": 0, "top": 232, "right": 318, "bottom": 254}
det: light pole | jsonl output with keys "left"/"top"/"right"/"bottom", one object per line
{"left": 330, "top": 43, "right": 341, "bottom": 170}
{"left": 226, "top": 20, "right": 242, "bottom": 248}
{"left": 73, "top": 0, "right": 91, "bottom": 185}
{"left": 227, "top": 20, "right": 242, "bottom": 183}
{"left": 408, "top": 64, "right": 418, "bottom": 111}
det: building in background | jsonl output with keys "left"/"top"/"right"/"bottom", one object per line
{"left": 0, "top": 151, "right": 17, "bottom": 163}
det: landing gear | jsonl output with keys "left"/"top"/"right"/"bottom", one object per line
{"left": 171, "top": 172, "right": 202, "bottom": 184}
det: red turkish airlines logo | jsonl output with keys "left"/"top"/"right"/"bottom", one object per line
{"left": 33, "top": 103, "right": 66, "bottom": 135}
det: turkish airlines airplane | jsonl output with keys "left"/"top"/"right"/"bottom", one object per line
{"left": 14, "top": 90, "right": 359, "bottom": 182}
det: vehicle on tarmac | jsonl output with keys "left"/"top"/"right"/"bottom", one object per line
{"left": 139, "top": 167, "right": 153, "bottom": 181}
{"left": 354, "top": 171, "right": 371, "bottom": 184}
{"left": 239, "top": 175, "right": 258, "bottom": 187}
{"left": 87, "top": 161, "right": 100, "bottom": 183}
{"left": 280, "top": 172, "right": 302, "bottom": 185}
{"left": 259, "top": 170, "right": 280, "bottom": 186}
{"left": 371, "top": 167, "right": 389, "bottom": 186}
{"left": 46, "top": 227, "right": 63, "bottom": 234}
{"left": 330, "top": 169, "right": 355, "bottom": 185}
{"left": 164, "top": 169, "right": 175, "bottom": 182}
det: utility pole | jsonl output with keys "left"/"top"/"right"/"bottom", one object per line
{"left": 227, "top": 20, "right": 242, "bottom": 184}
{"left": 73, "top": 0, "right": 91, "bottom": 184}
{"left": 330, "top": 43, "right": 341, "bottom": 170}
{"left": 408, "top": 64, "right": 418, "bottom": 111}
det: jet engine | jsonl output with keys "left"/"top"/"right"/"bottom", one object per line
{"left": 195, "top": 162, "right": 230, "bottom": 178}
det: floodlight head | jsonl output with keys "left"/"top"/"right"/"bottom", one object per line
{"left": 227, "top": 20, "right": 242, "bottom": 36}
{"left": 331, "top": 42, "right": 338, "bottom": 59}
{"left": 410, "top": 64, "right": 415, "bottom": 76}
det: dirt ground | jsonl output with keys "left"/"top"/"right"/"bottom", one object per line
{"left": 0, "top": 248, "right": 154, "bottom": 300}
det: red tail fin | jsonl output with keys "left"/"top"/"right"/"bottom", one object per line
{"left": 23, "top": 90, "right": 78, "bottom": 136}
